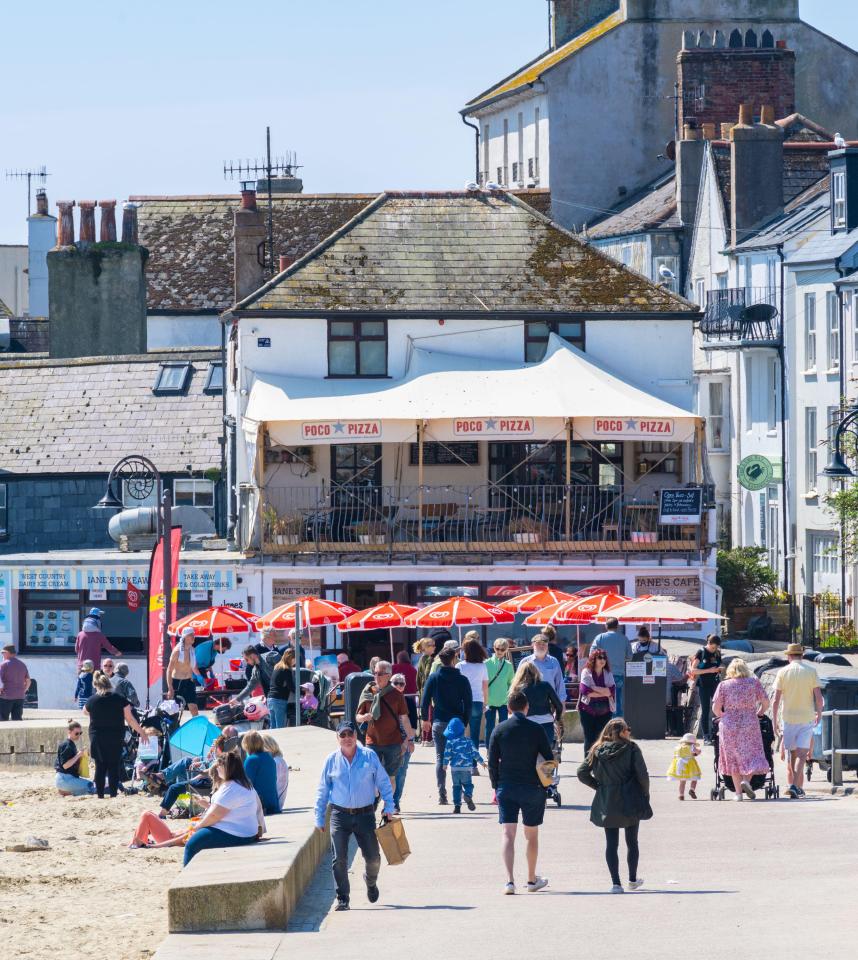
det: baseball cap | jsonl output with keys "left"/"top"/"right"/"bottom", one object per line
{"left": 336, "top": 719, "right": 357, "bottom": 735}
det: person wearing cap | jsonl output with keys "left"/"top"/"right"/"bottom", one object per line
{"left": 74, "top": 608, "right": 120, "bottom": 674}
{"left": 0, "top": 645, "right": 30, "bottom": 721}
{"left": 521, "top": 634, "right": 567, "bottom": 705}
{"left": 314, "top": 720, "right": 395, "bottom": 912}
{"left": 772, "top": 643, "right": 823, "bottom": 799}
{"left": 420, "top": 646, "right": 472, "bottom": 804}
{"left": 194, "top": 637, "right": 232, "bottom": 684}
{"left": 112, "top": 662, "right": 140, "bottom": 709}
{"left": 166, "top": 626, "right": 199, "bottom": 716}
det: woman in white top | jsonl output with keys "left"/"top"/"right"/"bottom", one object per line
{"left": 183, "top": 751, "right": 265, "bottom": 866}
{"left": 457, "top": 633, "right": 489, "bottom": 754}
{"left": 261, "top": 733, "right": 290, "bottom": 809}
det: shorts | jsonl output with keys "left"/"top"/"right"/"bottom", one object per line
{"left": 496, "top": 782, "right": 546, "bottom": 827}
{"left": 174, "top": 678, "right": 198, "bottom": 707}
{"left": 370, "top": 742, "right": 403, "bottom": 777}
{"left": 782, "top": 722, "right": 815, "bottom": 752}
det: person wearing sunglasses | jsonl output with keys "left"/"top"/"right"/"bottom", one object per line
{"left": 578, "top": 649, "right": 617, "bottom": 754}
{"left": 315, "top": 720, "right": 395, "bottom": 911}
{"left": 356, "top": 661, "right": 415, "bottom": 788}
{"left": 55, "top": 720, "right": 96, "bottom": 796}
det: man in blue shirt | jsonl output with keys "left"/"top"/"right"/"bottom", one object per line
{"left": 193, "top": 637, "right": 232, "bottom": 683}
{"left": 590, "top": 618, "right": 633, "bottom": 716}
{"left": 315, "top": 720, "right": 395, "bottom": 911}
{"left": 521, "top": 635, "right": 567, "bottom": 704}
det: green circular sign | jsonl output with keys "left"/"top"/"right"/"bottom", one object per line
{"left": 738, "top": 455, "right": 774, "bottom": 491}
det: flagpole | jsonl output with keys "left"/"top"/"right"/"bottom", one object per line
{"left": 294, "top": 602, "right": 302, "bottom": 728}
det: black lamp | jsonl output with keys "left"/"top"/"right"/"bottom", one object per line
{"left": 93, "top": 487, "right": 124, "bottom": 511}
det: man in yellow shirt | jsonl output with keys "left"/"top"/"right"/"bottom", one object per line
{"left": 772, "top": 643, "right": 823, "bottom": 799}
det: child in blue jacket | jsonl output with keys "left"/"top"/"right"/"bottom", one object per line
{"left": 442, "top": 717, "right": 485, "bottom": 813}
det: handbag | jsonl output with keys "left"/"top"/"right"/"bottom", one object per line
{"left": 621, "top": 777, "right": 653, "bottom": 821}
{"left": 535, "top": 759, "right": 558, "bottom": 788}
{"left": 376, "top": 816, "right": 411, "bottom": 866}
{"left": 78, "top": 751, "right": 90, "bottom": 779}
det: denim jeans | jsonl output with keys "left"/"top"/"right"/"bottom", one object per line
{"left": 393, "top": 748, "right": 411, "bottom": 808}
{"left": 613, "top": 676, "right": 625, "bottom": 717}
{"left": 696, "top": 684, "right": 716, "bottom": 740}
{"left": 468, "top": 701, "right": 484, "bottom": 751}
{"left": 329, "top": 807, "right": 381, "bottom": 901}
{"left": 161, "top": 776, "right": 210, "bottom": 813}
{"left": 182, "top": 826, "right": 257, "bottom": 866}
{"left": 162, "top": 757, "right": 194, "bottom": 786}
{"left": 432, "top": 720, "right": 448, "bottom": 793}
{"left": 484, "top": 705, "right": 508, "bottom": 745}
{"left": 55, "top": 772, "right": 95, "bottom": 796}
{"left": 450, "top": 768, "right": 473, "bottom": 805}
{"left": 268, "top": 697, "right": 289, "bottom": 730}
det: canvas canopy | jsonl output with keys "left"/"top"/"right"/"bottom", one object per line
{"left": 243, "top": 334, "right": 699, "bottom": 447}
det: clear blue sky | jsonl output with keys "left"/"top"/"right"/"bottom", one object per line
{"left": 0, "top": 0, "right": 853, "bottom": 242}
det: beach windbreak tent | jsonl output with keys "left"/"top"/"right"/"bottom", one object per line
{"left": 169, "top": 716, "right": 221, "bottom": 764}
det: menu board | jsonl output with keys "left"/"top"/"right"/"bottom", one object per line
{"left": 26, "top": 609, "right": 80, "bottom": 649}
{"left": 659, "top": 487, "right": 703, "bottom": 525}
{"left": 409, "top": 442, "right": 479, "bottom": 466}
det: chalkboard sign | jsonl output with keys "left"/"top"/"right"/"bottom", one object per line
{"left": 409, "top": 442, "right": 479, "bottom": 466}
{"left": 659, "top": 487, "right": 703, "bottom": 525}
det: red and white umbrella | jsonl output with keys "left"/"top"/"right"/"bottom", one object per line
{"left": 523, "top": 592, "right": 631, "bottom": 626}
{"left": 258, "top": 596, "right": 358, "bottom": 630}
{"left": 336, "top": 602, "right": 419, "bottom": 662}
{"left": 496, "top": 588, "right": 580, "bottom": 614}
{"left": 404, "top": 598, "right": 514, "bottom": 642}
{"left": 168, "top": 605, "right": 260, "bottom": 637}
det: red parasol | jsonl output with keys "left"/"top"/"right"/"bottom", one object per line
{"left": 496, "top": 588, "right": 580, "bottom": 614}
{"left": 336, "top": 602, "right": 419, "bottom": 662}
{"left": 168, "top": 605, "right": 260, "bottom": 637}
{"left": 523, "top": 592, "right": 631, "bottom": 626}
{"left": 257, "top": 596, "right": 358, "bottom": 629}
{"left": 404, "top": 597, "right": 514, "bottom": 640}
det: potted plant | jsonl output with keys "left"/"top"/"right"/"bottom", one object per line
{"left": 261, "top": 503, "right": 278, "bottom": 543}
{"left": 509, "top": 517, "right": 548, "bottom": 544}
{"left": 353, "top": 520, "right": 387, "bottom": 545}
{"left": 274, "top": 514, "right": 303, "bottom": 545}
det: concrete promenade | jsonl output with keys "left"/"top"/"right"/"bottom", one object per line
{"left": 156, "top": 733, "right": 858, "bottom": 959}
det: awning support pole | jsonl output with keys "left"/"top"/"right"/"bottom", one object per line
{"left": 418, "top": 420, "right": 424, "bottom": 543}
{"left": 565, "top": 417, "right": 572, "bottom": 541}
{"left": 256, "top": 425, "right": 266, "bottom": 551}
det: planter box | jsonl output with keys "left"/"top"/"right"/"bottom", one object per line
{"left": 512, "top": 532, "right": 542, "bottom": 544}
{"left": 631, "top": 531, "right": 657, "bottom": 544}
{"left": 358, "top": 534, "right": 386, "bottom": 545}
{"left": 730, "top": 606, "right": 766, "bottom": 633}
{"left": 767, "top": 604, "right": 792, "bottom": 626}
{"left": 275, "top": 534, "right": 301, "bottom": 545}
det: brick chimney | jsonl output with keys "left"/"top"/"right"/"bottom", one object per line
{"left": 99, "top": 200, "right": 117, "bottom": 242}
{"left": 730, "top": 104, "right": 784, "bottom": 246}
{"left": 677, "top": 29, "right": 795, "bottom": 136}
{"left": 551, "top": 1, "right": 619, "bottom": 49}
{"left": 234, "top": 185, "right": 266, "bottom": 304}
{"left": 78, "top": 201, "right": 97, "bottom": 245}
{"left": 56, "top": 201, "right": 75, "bottom": 247}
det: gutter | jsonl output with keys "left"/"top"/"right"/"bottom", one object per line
{"left": 461, "top": 114, "right": 480, "bottom": 183}
{"left": 776, "top": 244, "right": 790, "bottom": 595}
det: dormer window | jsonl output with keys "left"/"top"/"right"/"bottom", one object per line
{"left": 153, "top": 361, "right": 191, "bottom": 394}
{"left": 833, "top": 171, "right": 847, "bottom": 228}
{"left": 829, "top": 148, "right": 857, "bottom": 232}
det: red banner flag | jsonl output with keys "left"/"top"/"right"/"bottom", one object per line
{"left": 147, "top": 527, "right": 182, "bottom": 692}
{"left": 126, "top": 581, "right": 141, "bottom": 612}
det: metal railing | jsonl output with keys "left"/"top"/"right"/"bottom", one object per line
{"left": 256, "top": 483, "right": 703, "bottom": 554}
{"left": 700, "top": 287, "right": 782, "bottom": 347}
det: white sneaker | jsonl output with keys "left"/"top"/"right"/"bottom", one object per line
{"left": 610, "top": 883, "right": 624, "bottom": 893}
{"left": 628, "top": 879, "right": 644, "bottom": 891}
{"left": 740, "top": 781, "right": 755, "bottom": 800}
{"left": 526, "top": 877, "right": 548, "bottom": 892}
{"left": 504, "top": 882, "right": 515, "bottom": 895}
{"left": 735, "top": 793, "right": 743, "bottom": 801}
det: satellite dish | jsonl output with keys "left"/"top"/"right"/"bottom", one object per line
{"left": 665, "top": 140, "right": 676, "bottom": 161}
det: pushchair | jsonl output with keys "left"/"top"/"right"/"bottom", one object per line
{"left": 123, "top": 697, "right": 186, "bottom": 787}
{"left": 710, "top": 714, "right": 779, "bottom": 800}
{"left": 541, "top": 719, "right": 564, "bottom": 808}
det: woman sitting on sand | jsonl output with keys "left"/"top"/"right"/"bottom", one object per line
{"left": 55, "top": 720, "right": 96, "bottom": 796}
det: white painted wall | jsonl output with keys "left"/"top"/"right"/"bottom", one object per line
{"left": 147, "top": 314, "right": 221, "bottom": 349}
{"left": 0, "top": 245, "right": 27, "bottom": 316}
{"left": 478, "top": 93, "right": 549, "bottom": 188}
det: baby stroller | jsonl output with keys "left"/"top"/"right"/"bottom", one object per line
{"left": 541, "top": 719, "right": 564, "bottom": 808}
{"left": 122, "top": 697, "right": 186, "bottom": 785}
{"left": 710, "top": 714, "right": 779, "bottom": 800}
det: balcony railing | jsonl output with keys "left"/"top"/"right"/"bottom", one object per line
{"left": 700, "top": 287, "right": 781, "bottom": 348}
{"left": 254, "top": 483, "right": 704, "bottom": 556}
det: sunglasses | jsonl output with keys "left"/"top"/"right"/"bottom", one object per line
{"left": 338, "top": 730, "right": 356, "bottom": 739}
{"left": 373, "top": 671, "right": 389, "bottom": 677}
{"left": 595, "top": 655, "right": 606, "bottom": 660}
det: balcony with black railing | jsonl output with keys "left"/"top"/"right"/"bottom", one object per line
{"left": 700, "top": 287, "right": 781, "bottom": 348}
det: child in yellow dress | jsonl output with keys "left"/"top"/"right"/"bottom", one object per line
{"left": 667, "top": 733, "right": 702, "bottom": 799}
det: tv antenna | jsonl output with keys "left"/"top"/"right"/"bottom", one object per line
{"left": 5, "top": 166, "right": 51, "bottom": 216}
{"left": 224, "top": 128, "right": 301, "bottom": 275}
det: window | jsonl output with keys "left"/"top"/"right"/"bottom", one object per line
{"left": 766, "top": 255, "right": 778, "bottom": 299}
{"left": 742, "top": 257, "right": 752, "bottom": 298}
{"left": 805, "top": 293, "right": 817, "bottom": 369}
{"left": 153, "top": 362, "right": 192, "bottom": 394}
{"left": 766, "top": 486, "right": 780, "bottom": 573}
{"left": 805, "top": 407, "right": 818, "bottom": 493}
{"left": 327, "top": 319, "right": 387, "bottom": 377}
{"left": 707, "top": 382, "right": 726, "bottom": 450}
{"left": 497, "top": 166, "right": 503, "bottom": 185}
{"left": 534, "top": 107, "right": 541, "bottom": 183}
{"left": 482, "top": 123, "right": 490, "bottom": 186}
{"left": 827, "top": 291, "right": 840, "bottom": 369}
{"left": 330, "top": 444, "right": 382, "bottom": 488}
{"left": 122, "top": 479, "right": 158, "bottom": 509}
{"left": 767, "top": 357, "right": 779, "bottom": 432}
{"left": 489, "top": 440, "right": 622, "bottom": 488}
{"left": 619, "top": 245, "right": 633, "bottom": 267}
{"left": 512, "top": 161, "right": 520, "bottom": 183}
{"left": 204, "top": 362, "right": 223, "bottom": 395}
{"left": 502, "top": 118, "right": 509, "bottom": 186}
{"left": 811, "top": 533, "right": 839, "bottom": 577}
{"left": 847, "top": 291, "right": 857, "bottom": 361}
{"left": 833, "top": 171, "right": 846, "bottom": 228}
{"left": 524, "top": 319, "right": 584, "bottom": 362}
{"left": 716, "top": 273, "right": 728, "bottom": 290}
{"left": 517, "top": 111, "right": 524, "bottom": 184}
{"left": 694, "top": 279, "right": 705, "bottom": 308}
{"left": 174, "top": 479, "right": 215, "bottom": 520}
{"left": 653, "top": 256, "right": 679, "bottom": 293}
{"left": 0, "top": 483, "right": 6, "bottom": 538}
{"left": 527, "top": 157, "right": 537, "bottom": 180}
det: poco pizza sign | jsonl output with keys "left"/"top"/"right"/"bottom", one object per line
{"left": 592, "top": 418, "right": 675, "bottom": 439}
{"left": 301, "top": 420, "right": 382, "bottom": 440}
{"left": 453, "top": 418, "right": 534, "bottom": 438}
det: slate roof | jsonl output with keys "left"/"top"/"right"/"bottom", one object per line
{"left": 0, "top": 350, "right": 222, "bottom": 475}
{"left": 586, "top": 173, "right": 679, "bottom": 239}
{"left": 0, "top": 296, "right": 10, "bottom": 318}
{"left": 236, "top": 191, "right": 697, "bottom": 315}
{"left": 732, "top": 176, "right": 830, "bottom": 252}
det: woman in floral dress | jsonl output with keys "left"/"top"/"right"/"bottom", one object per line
{"left": 712, "top": 658, "right": 770, "bottom": 801}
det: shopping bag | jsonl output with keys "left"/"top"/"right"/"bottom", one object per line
{"left": 78, "top": 752, "right": 90, "bottom": 779}
{"left": 535, "top": 759, "right": 558, "bottom": 788}
{"left": 376, "top": 816, "right": 411, "bottom": 866}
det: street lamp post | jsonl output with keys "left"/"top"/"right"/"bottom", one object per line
{"left": 822, "top": 402, "right": 858, "bottom": 621}
{"left": 95, "top": 456, "right": 172, "bottom": 699}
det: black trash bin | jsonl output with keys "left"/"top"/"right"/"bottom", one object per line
{"left": 812, "top": 676, "right": 858, "bottom": 780}
{"left": 623, "top": 657, "right": 667, "bottom": 739}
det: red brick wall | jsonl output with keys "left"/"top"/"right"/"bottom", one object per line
{"left": 678, "top": 48, "right": 795, "bottom": 131}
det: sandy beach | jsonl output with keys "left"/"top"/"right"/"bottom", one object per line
{"left": 0, "top": 766, "right": 178, "bottom": 960}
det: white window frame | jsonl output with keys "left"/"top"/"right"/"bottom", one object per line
{"left": 833, "top": 171, "right": 846, "bottom": 228}
{"left": 502, "top": 118, "right": 509, "bottom": 186}
{"left": 482, "top": 123, "right": 490, "bottom": 187}
{"left": 517, "top": 111, "right": 524, "bottom": 186}
{"left": 826, "top": 405, "right": 840, "bottom": 493}
{"left": 827, "top": 290, "right": 840, "bottom": 370}
{"left": 766, "top": 486, "right": 779, "bottom": 573}
{"left": 811, "top": 533, "right": 839, "bottom": 577}
{"left": 707, "top": 381, "right": 727, "bottom": 451}
{"left": 653, "top": 255, "right": 679, "bottom": 293}
{"left": 805, "top": 406, "right": 818, "bottom": 494}
{"left": 805, "top": 293, "right": 817, "bottom": 370}
{"left": 847, "top": 290, "right": 857, "bottom": 363}
{"left": 767, "top": 357, "right": 779, "bottom": 433}
{"left": 694, "top": 278, "right": 705, "bottom": 308}
{"left": 0, "top": 482, "right": 7, "bottom": 538}
{"left": 534, "top": 107, "right": 540, "bottom": 183}
{"left": 173, "top": 479, "right": 215, "bottom": 520}
{"left": 766, "top": 255, "right": 778, "bottom": 300}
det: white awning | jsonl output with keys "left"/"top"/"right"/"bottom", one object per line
{"left": 243, "top": 334, "right": 699, "bottom": 446}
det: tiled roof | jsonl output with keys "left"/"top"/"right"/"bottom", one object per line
{"left": 732, "top": 177, "right": 830, "bottom": 252}
{"left": 134, "top": 190, "right": 552, "bottom": 314}
{"left": 586, "top": 174, "right": 679, "bottom": 239}
{"left": 0, "top": 350, "right": 222, "bottom": 475}
{"left": 464, "top": 9, "right": 624, "bottom": 111}
{"left": 237, "top": 191, "right": 696, "bottom": 315}
{"left": 0, "top": 296, "right": 10, "bottom": 318}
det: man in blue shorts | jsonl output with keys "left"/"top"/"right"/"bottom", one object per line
{"left": 487, "top": 689, "right": 554, "bottom": 895}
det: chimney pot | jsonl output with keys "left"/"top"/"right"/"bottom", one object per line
{"left": 760, "top": 104, "right": 775, "bottom": 126}
{"left": 98, "top": 200, "right": 117, "bottom": 242}
{"left": 121, "top": 202, "right": 139, "bottom": 244}
{"left": 701, "top": 122, "right": 716, "bottom": 141}
{"left": 36, "top": 190, "right": 49, "bottom": 216}
{"left": 776, "top": 39, "right": 787, "bottom": 49}
{"left": 56, "top": 201, "right": 76, "bottom": 247}
{"left": 78, "top": 201, "right": 96, "bottom": 244}
{"left": 278, "top": 254, "right": 294, "bottom": 272}
{"left": 683, "top": 123, "right": 699, "bottom": 141}
{"left": 738, "top": 103, "right": 754, "bottom": 127}
{"left": 721, "top": 122, "right": 736, "bottom": 139}
{"left": 240, "top": 187, "right": 257, "bottom": 211}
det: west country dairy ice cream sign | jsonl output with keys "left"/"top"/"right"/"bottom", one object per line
{"left": 301, "top": 420, "right": 382, "bottom": 440}
{"left": 453, "top": 418, "right": 535, "bottom": 438}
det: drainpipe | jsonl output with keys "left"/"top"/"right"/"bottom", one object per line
{"left": 461, "top": 114, "right": 480, "bottom": 183}
{"left": 220, "top": 314, "right": 228, "bottom": 539}
{"left": 776, "top": 245, "right": 789, "bottom": 596}
{"left": 835, "top": 256, "right": 847, "bottom": 620}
